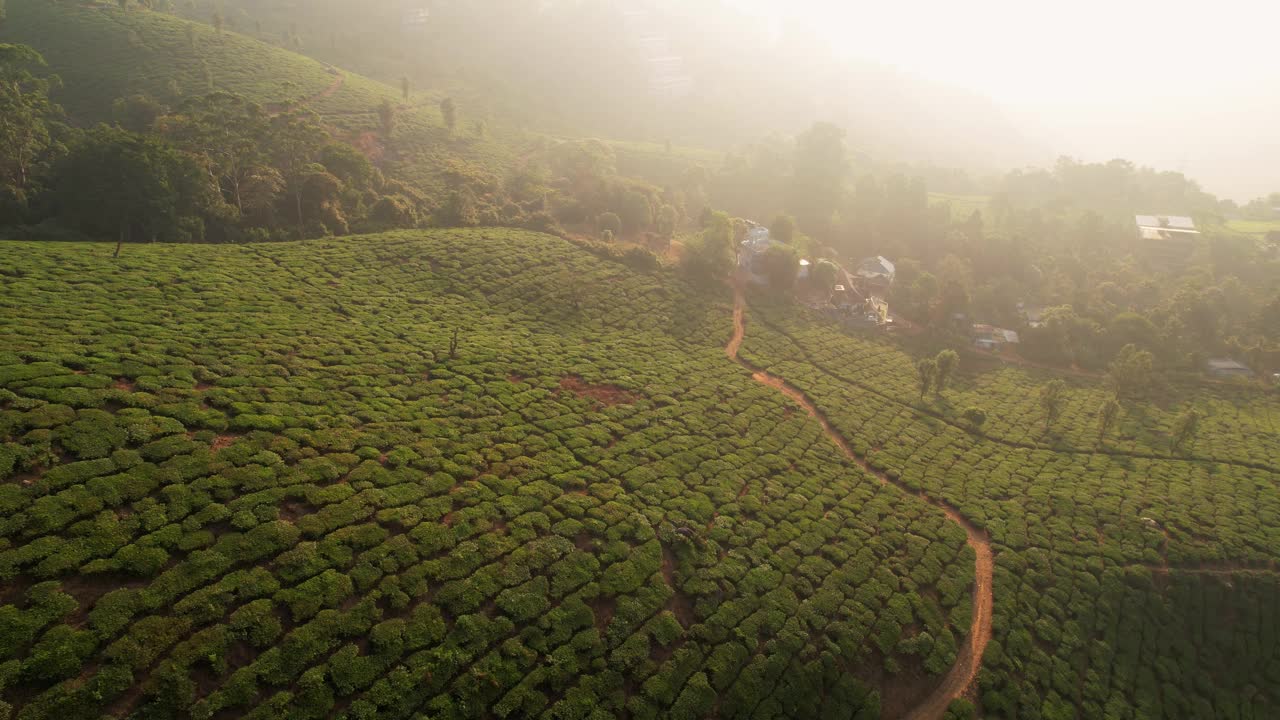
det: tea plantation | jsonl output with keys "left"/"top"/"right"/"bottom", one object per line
{"left": 0, "top": 231, "right": 979, "bottom": 720}
{"left": 738, "top": 301, "right": 1280, "bottom": 719}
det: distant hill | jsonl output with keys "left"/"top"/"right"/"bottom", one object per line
{"left": 0, "top": 0, "right": 528, "bottom": 196}
{"left": 164, "top": 0, "right": 1043, "bottom": 175}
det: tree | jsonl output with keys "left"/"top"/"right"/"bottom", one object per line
{"left": 934, "top": 350, "right": 959, "bottom": 394}
{"left": 0, "top": 44, "right": 61, "bottom": 203}
{"left": 213, "top": 11, "right": 224, "bottom": 35}
{"left": 759, "top": 244, "right": 800, "bottom": 292}
{"left": 656, "top": 204, "right": 678, "bottom": 238}
{"left": 159, "top": 92, "right": 271, "bottom": 220}
{"left": 961, "top": 407, "right": 987, "bottom": 429}
{"left": 1169, "top": 408, "right": 1200, "bottom": 453}
{"left": 54, "top": 125, "right": 219, "bottom": 254}
{"left": 1039, "top": 379, "right": 1067, "bottom": 431}
{"left": 684, "top": 210, "right": 734, "bottom": 284}
{"left": 916, "top": 358, "right": 937, "bottom": 400}
{"left": 400, "top": 76, "right": 410, "bottom": 101}
{"left": 1097, "top": 396, "right": 1121, "bottom": 443}
{"left": 440, "top": 97, "right": 456, "bottom": 133}
{"left": 112, "top": 94, "right": 164, "bottom": 133}
{"left": 435, "top": 188, "right": 479, "bottom": 227}
{"left": 1107, "top": 344, "right": 1154, "bottom": 400}
{"left": 596, "top": 212, "right": 622, "bottom": 239}
{"left": 267, "top": 112, "right": 328, "bottom": 238}
{"left": 812, "top": 259, "right": 839, "bottom": 291}
{"left": 770, "top": 214, "right": 797, "bottom": 244}
{"left": 376, "top": 99, "right": 397, "bottom": 137}
{"left": 617, "top": 189, "right": 653, "bottom": 233}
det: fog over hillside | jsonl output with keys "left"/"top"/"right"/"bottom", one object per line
{"left": 730, "top": 0, "right": 1278, "bottom": 201}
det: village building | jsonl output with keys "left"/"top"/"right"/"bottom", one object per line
{"left": 855, "top": 256, "right": 896, "bottom": 294}
{"left": 1206, "top": 358, "right": 1254, "bottom": 379}
{"left": 1135, "top": 215, "right": 1199, "bottom": 266}
{"left": 972, "top": 324, "right": 1020, "bottom": 351}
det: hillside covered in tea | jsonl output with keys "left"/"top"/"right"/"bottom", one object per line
{"left": 1, "top": 231, "right": 1277, "bottom": 720}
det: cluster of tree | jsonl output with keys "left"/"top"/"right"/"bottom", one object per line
{"left": 539, "top": 139, "right": 686, "bottom": 248}
{"left": 1, "top": 44, "right": 439, "bottom": 244}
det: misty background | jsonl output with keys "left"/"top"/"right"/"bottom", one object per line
{"left": 728, "top": 0, "right": 1278, "bottom": 202}
{"left": 232, "top": 0, "right": 1272, "bottom": 202}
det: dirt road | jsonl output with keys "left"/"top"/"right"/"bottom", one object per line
{"left": 726, "top": 282, "right": 994, "bottom": 720}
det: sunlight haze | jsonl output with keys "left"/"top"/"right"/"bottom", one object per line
{"left": 731, "top": 0, "right": 1279, "bottom": 199}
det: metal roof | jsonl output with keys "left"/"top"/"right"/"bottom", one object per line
{"left": 1136, "top": 215, "right": 1198, "bottom": 232}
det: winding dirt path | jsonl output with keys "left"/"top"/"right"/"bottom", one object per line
{"left": 727, "top": 282, "right": 994, "bottom": 720}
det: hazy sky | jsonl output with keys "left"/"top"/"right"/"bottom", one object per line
{"left": 728, "top": 0, "right": 1279, "bottom": 200}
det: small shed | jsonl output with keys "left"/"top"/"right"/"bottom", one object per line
{"left": 1207, "top": 358, "right": 1254, "bottom": 379}
{"left": 973, "top": 324, "right": 1020, "bottom": 351}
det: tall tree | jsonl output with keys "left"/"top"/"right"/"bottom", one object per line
{"left": 1097, "top": 396, "right": 1121, "bottom": 444}
{"left": 54, "top": 125, "right": 218, "bottom": 254}
{"left": 684, "top": 210, "right": 734, "bottom": 284}
{"left": 1170, "top": 408, "right": 1200, "bottom": 453}
{"left": 916, "top": 358, "right": 937, "bottom": 400}
{"left": 760, "top": 244, "right": 800, "bottom": 292}
{"left": 1039, "top": 380, "right": 1067, "bottom": 431}
{"left": 160, "top": 93, "right": 271, "bottom": 219}
{"left": 0, "top": 45, "right": 61, "bottom": 201}
{"left": 934, "top": 350, "right": 959, "bottom": 393}
{"left": 1107, "top": 344, "right": 1154, "bottom": 400}
{"left": 400, "top": 76, "right": 410, "bottom": 101}
{"left": 267, "top": 112, "right": 328, "bottom": 238}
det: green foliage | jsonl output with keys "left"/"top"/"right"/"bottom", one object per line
{"left": 1108, "top": 344, "right": 1155, "bottom": 400}
{"left": 770, "top": 214, "right": 796, "bottom": 244}
{"left": 596, "top": 212, "right": 621, "bottom": 239}
{"left": 54, "top": 124, "right": 220, "bottom": 244}
{"left": 934, "top": 349, "right": 959, "bottom": 393}
{"left": 916, "top": 358, "right": 937, "bottom": 399}
{"left": 741, "top": 297, "right": 1280, "bottom": 720}
{"left": 683, "top": 210, "right": 734, "bottom": 284}
{"left": 1039, "top": 379, "right": 1066, "bottom": 430}
{"left": 961, "top": 406, "right": 986, "bottom": 428}
{"left": 759, "top": 243, "right": 801, "bottom": 292}
{"left": 0, "top": 230, "right": 931, "bottom": 720}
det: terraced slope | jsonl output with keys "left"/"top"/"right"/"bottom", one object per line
{"left": 739, "top": 300, "right": 1280, "bottom": 719}
{"left": 0, "top": 232, "right": 977, "bottom": 720}
{"left": 727, "top": 282, "right": 993, "bottom": 720}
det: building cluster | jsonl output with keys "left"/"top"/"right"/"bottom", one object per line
{"left": 738, "top": 223, "right": 894, "bottom": 329}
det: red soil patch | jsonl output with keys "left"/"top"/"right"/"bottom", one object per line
{"left": 60, "top": 573, "right": 149, "bottom": 628}
{"left": 659, "top": 542, "right": 697, "bottom": 628}
{"left": 113, "top": 378, "right": 136, "bottom": 392}
{"left": 507, "top": 374, "right": 525, "bottom": 384}
{"left": 591, "top": 595, "right": 616, "bottom": 632}
{"left": 279, "top": 500, "right": 313, "bottom": 523}
{"left": 557, "top": 376, "right": 639, "bottom": 407}
{"left": 668, "top": 591, "right": 696, "bottom": 629}
{"left": 210, "top": 435, "right": 239, "bottom": 453}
